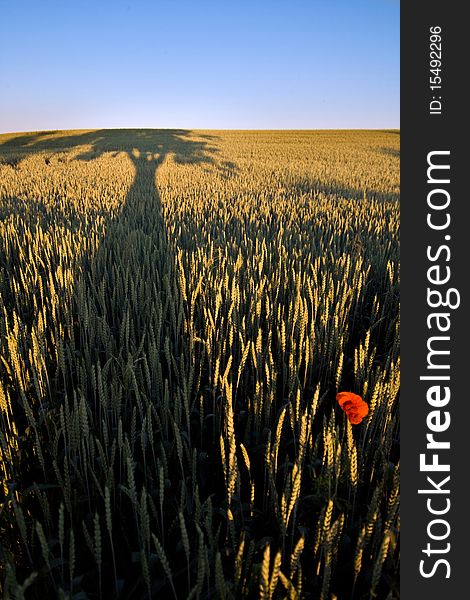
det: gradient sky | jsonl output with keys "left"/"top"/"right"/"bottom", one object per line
{"left": 0, "top": 0, "right": 399, "bottom": 132}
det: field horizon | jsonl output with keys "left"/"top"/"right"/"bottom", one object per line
{"left": 0, "top": 127, "right": 400, "bottom": 138}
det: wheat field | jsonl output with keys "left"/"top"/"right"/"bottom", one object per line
{"left": 0, "top": 129, "right": 399, "bottom": 599}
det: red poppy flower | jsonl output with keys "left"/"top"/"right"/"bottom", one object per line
{"left": 336, "top": 392, "right": 369, "bottom": 424}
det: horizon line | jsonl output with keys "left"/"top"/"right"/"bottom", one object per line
{"left": 1, "top": 126, "right": 401, "bottom": 136}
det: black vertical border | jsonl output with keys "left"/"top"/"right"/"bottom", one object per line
{"left": 401, "top": 4, "right": 466, "bottom": 598}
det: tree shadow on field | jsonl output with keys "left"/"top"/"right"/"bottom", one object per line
{"left": 0, "top": 127, "right": 234, "bottom": 275}
{"left": 0, "top": 129, "right": 235, "bottom": 341}
{"left": 0, "top": 129, "right": 237, "bottom": 598}
{"left": 0, "top": 126, "right": 237, "bottom": 395}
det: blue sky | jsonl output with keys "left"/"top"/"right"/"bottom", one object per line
{"left": 0, "top": 0, "right": 399, "bottom": 132}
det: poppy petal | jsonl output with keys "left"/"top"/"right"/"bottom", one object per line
{"left": 336, "top": 391, "right": 369, "bottom": 424}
